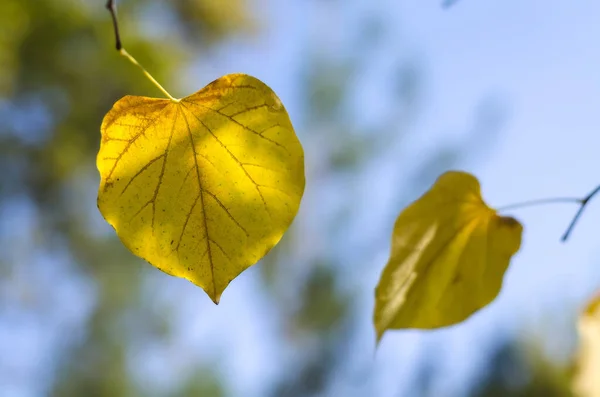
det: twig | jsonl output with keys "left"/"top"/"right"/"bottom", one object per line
{"left": 105, "top": 0, "right": 178, "bottom": 101}
{"left": 561, "top": 185, "right": 600, "bottom": 241}
{"left": 106, "top": 0, "right": 122, "bottom": 50}
{"left": 497, "top": 184, "right": 600, "bottom": 242}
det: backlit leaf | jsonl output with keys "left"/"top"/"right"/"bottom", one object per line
{"left": 572, "top": 293, "right": 600, "bottom": 397}
{"left": 373, "top": 171, "right": 522, "bottom": 340}
{"left": 97, "top": 74, "right": 305, "bottom": 304}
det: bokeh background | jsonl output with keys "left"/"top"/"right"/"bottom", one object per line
{"left": 2, "top": 0, "right": 600, "bottom": 396}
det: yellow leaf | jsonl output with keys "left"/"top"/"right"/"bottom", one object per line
{"left": 373, "top": 171, "right": 522, "bottom": 339}
{"left": 97, "top": 74, "right": 305, "bottom": 304}
{"left": 573, "top": 293, "right": 600, "bottom": 397}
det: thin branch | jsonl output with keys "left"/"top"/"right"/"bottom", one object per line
{"left": 104, "top": 0, "right": 178, "bottom": 101}
{"left": 106, "top": 0, "right": 122, "bottom": 50}
{"left": 561, "top": 185, "right": 600, "bottom": 242}
{"left": 497, "top": 184, "right": 600, "bottom": 242}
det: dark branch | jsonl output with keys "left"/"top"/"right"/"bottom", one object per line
{"left": 561, "top": 185, "right": 600, "bottom": 242}
{"left": 106, "top": 0, "right": 122, "bottom": 50}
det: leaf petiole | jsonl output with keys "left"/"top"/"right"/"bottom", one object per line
{"left": 118, "top": 48, "right": 179, "bottom": 102}
{"left": 497, "top": 197, "right": 582, "bottom": 211}
{"left": 497, "top": 184, "right": 600, "bottom": 242}
{"left": 105, "top": 0, "right": 179, "bottom": 102}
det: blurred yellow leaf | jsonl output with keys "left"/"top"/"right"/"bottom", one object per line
{"left": 374, "top": 171, "right": 522, "bottom": 340}
{"left": 97, "top": 74, "right": 305, "bottom": 304}
{"left": 573, "top": 293, "right": 600, "bottom": 397}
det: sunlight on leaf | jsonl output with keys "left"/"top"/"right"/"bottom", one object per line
{"left": 97, "top": 74, "right": 305, "bottom": 304}
{"left": 572, "top": 293, "right": 600, "bottom": 397}
{"left": 373, "top": 171, "right": 522, "bottom": 340}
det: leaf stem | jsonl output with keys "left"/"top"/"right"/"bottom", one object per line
{"left": 497, "top": 184, "right": 600, "bottom": 242}
{"left": 497, "top": 197, "right": 582, "bottom": 211}
{"left": 118, "top": 48, "right": 179, "bottom": 102}
{"left": 105, "top": 0, "right": 179, "bottom": 102}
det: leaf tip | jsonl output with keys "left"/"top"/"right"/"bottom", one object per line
{"left": 375, "top": 328, "right": 385, "bottom": 345}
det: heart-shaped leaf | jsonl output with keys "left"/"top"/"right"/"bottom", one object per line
{"left": 97, "top": 74, "right": 305, "bottom": 303}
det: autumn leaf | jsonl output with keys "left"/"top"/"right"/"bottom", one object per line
{"left": 373, "top": 171, "right": 523, "bottom": 340}
{"left": 97, "top": 73, "right": 305, "bottom": 304}
{"left": 572, "top": 293, "right": 600, "bottom": 397}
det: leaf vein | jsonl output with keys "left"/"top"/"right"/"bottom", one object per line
{"left": 202, "top": 189, "right": 249, "bottom": 237}
{"left": 180, "top": 107, "right": 217, "bottom": 298}
{"left": 180, "top": 103, "right": 272, "bottom": 218}
{"left": 181, "top": 100, "right": 288, "bottom": 153}
{"left": 105, "top": 105, "right": 171, "bottom": 182}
